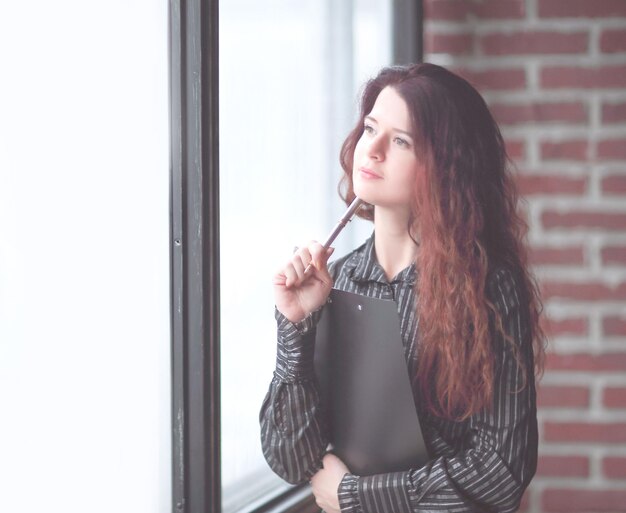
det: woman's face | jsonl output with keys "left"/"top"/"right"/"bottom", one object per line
{"left": 352, "top": 86, "right": 423, "bottom": 213}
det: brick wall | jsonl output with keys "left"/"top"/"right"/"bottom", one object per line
{"left": 423, "top": 1, "right": 626, "bottom": 511}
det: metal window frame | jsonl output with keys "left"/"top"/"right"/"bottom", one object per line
{"left": 392, "top": 0, "right": 423, "bottom": 65}
{"left": 169, "top": 0, "right": 221, "bottom": 511}
{"left": 168, "top": 1, "right": 423, "bottom": 512}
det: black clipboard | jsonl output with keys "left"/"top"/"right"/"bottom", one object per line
{"left": 313, "top": 288, "right": 429, "bottom": 476}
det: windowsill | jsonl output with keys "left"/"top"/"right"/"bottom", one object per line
{"left": 243, "top": 484, "right": 318, "bottom": 513}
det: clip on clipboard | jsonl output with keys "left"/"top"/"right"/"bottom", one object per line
{"left": 313, "top": 288, "right": 429, "bottom": 476}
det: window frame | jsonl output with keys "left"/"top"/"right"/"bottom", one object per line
{"left": 168, "top": 1, "right": 423, "bottom": 512}
{"left": 169, "top": 0, "right": 221, "bottom": 511}
{"left": 392, "top": 0, "right": 424, "bottom": 64}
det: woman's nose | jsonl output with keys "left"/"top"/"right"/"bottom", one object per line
{"left": 367, "top": 135, "right": 385, "bottom": 161}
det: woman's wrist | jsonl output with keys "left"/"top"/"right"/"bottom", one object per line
{"left": 274, "top": 308, "right": 320, "bottom": 381}
{"left": 337, "top": 474, "right": 362, "bottom": 513}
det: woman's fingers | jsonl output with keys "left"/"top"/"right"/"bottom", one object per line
{"left": 283, "top": 264, "right": 298, "bottom": 288}
{"left": 308, "top": 243, "right": 324, "bottom": 269}
{"left": 280, "top": 242, "right": 333, "bottom": 289}
{"left": 293, "top": 250, "right": 312, "bottom": 280}
{"left": 273, "top": 273, "right": 287, "bottom": 286}
{"left": 282, "top": 248, "right": 313, "bottom": 288}
{"left": 309, "top": 242, "right": 334, "bottom": 270}
{"left": 275, "top": 241, "right": 335, "bottom": 322}
{"left": 295, "top": 249, "right": 313, "bottom": 273}
{"left": 291, "top": 255, "right": 305, "bottom": 279}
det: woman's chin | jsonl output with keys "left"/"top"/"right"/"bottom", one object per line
{"left": 353, "top": 184, "right": 376, "bottom": 205}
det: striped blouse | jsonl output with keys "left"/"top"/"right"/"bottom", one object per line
{"left": 260, "top": 233, "right": 538, "bottom": 512}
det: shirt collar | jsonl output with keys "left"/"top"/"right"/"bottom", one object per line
{"left": 347, "top": 232, "right": 417, "bottom": 286}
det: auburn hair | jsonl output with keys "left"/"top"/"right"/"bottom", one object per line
{"left": 339, "top": 63, "right": 546, "bottom": 420}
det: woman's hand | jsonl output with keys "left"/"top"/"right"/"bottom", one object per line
{"left": 273, "top": 241, "right": 334, "bottom": 324}
{"left": 310, "top": 453, "right": 350, "bottom": 513}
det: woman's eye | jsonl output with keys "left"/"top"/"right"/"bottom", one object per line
{"left": 363, "top": 124, "right": 375, "bottom": 135}
{"left": 394, "top": 137, "right": 410, "bottom": 148}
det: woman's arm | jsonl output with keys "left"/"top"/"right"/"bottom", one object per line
{"left": 336, "top": 269, "right": 538, "bottom": 512}
{"left": 259, "top": 308, "right": 330, "bottom": 484}
{"left": 260, "top": 242, "right": 335, "bottom": 483}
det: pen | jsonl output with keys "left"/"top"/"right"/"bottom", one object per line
{"left": 304, "top": 197, "right": 364, "bottom": 274}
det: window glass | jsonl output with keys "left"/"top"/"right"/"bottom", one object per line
{"left": 219, "top": 1, "right": 390, "bottom": 510}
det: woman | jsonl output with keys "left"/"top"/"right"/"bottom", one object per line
{"left": 260, "top": 63, "right": 545, "bottom": 513}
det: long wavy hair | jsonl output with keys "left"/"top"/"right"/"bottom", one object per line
{"left": 339, "top": 63, "right": 546, "bottom": 421}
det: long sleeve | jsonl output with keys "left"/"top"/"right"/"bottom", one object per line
{"left": 259, "top": 307, "right": 329, "bottom": 484}
{"left": 337, "top": 268, "right": 538, "bottom": 513}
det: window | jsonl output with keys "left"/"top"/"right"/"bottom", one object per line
{"left": 170, "top": 1, "right": 422, "bottom": 511}
{"left": 220, "top": 1, "right": 391, "bottom": 511}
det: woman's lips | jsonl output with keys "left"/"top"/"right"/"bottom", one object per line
{"left": 359, "top": 167, "right": 382, "bottom": 179}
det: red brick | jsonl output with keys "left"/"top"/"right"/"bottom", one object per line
{"left": 602, "top": 245, "right": 626, "bottom": 264}
{"left": 546, "top": 352, "right": 626, "bottom": 372}
{"left": 540, "top": 140, "right": 589, "bottom": 161}
{"left": 505, "top": 138, "right": 525, "bottom": 160}
{"left": 424, "top": 0, "right": 470, "bottom": 20}
{"left": 530, "top": 245, "right": 585, "bottom": 266}
{"left": 424, "top": 31, "right": 473, "bottom": 55}
{"left": 601, "top": 29, "right": 626, "bottom": 53}
{"left": 603, "top": 387, "right": 626, "bottom": 408}
{"left": 517, "top": 175, "right": 587, "bottom": 195}
{"left": 481, "top": 31, "right": 588, "bottom": 56}
{"left": 537, "top": 455, "right": 590, "bottom": 477}
{"left": 602, "top": 101, "right": 626, "bottom": 123}
{"left": 603, "top": 456, "right": 626, "bottom": 478}
{"left": 539, "top": 0, "right": 626, "bottom": 18}
{"left": 537, "top": 385, "right": 590, "bottom": 408}
{"left": 542, "top": 210, "right": 626, "bottom": 231}
{"left": 602, "top": 174, "right": 626, "bottom": 194}
{"left": 472, "top": 0, "right": 526, "bottom": 19}
{"left": 544, "top": 421, "right": 626, "bottom": 443}
{"left": 424, "top": 0, "right": 525, "bottom": 21}
{"left": 543, "top": 489, "right": 626, "bottom": 512}
{"left": 541, "top": 65, "right": 626, "bottom": 89}
{"left": 603, "top": 315, "right": 626, "bottom": 336}
{"left": 542, "top": 315, "right": 588, "bottom": 336}
{"left": 492, "top": 101, "right": 587, "bottom": 125}
{"left": 598, "top": 138, "right": 626, "bottom": 160}
{"left": 452, "top": 66, "right": 526, "bottom": 91}
{"left": 542, "top": 280, "right": 626, "bottom": 300}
